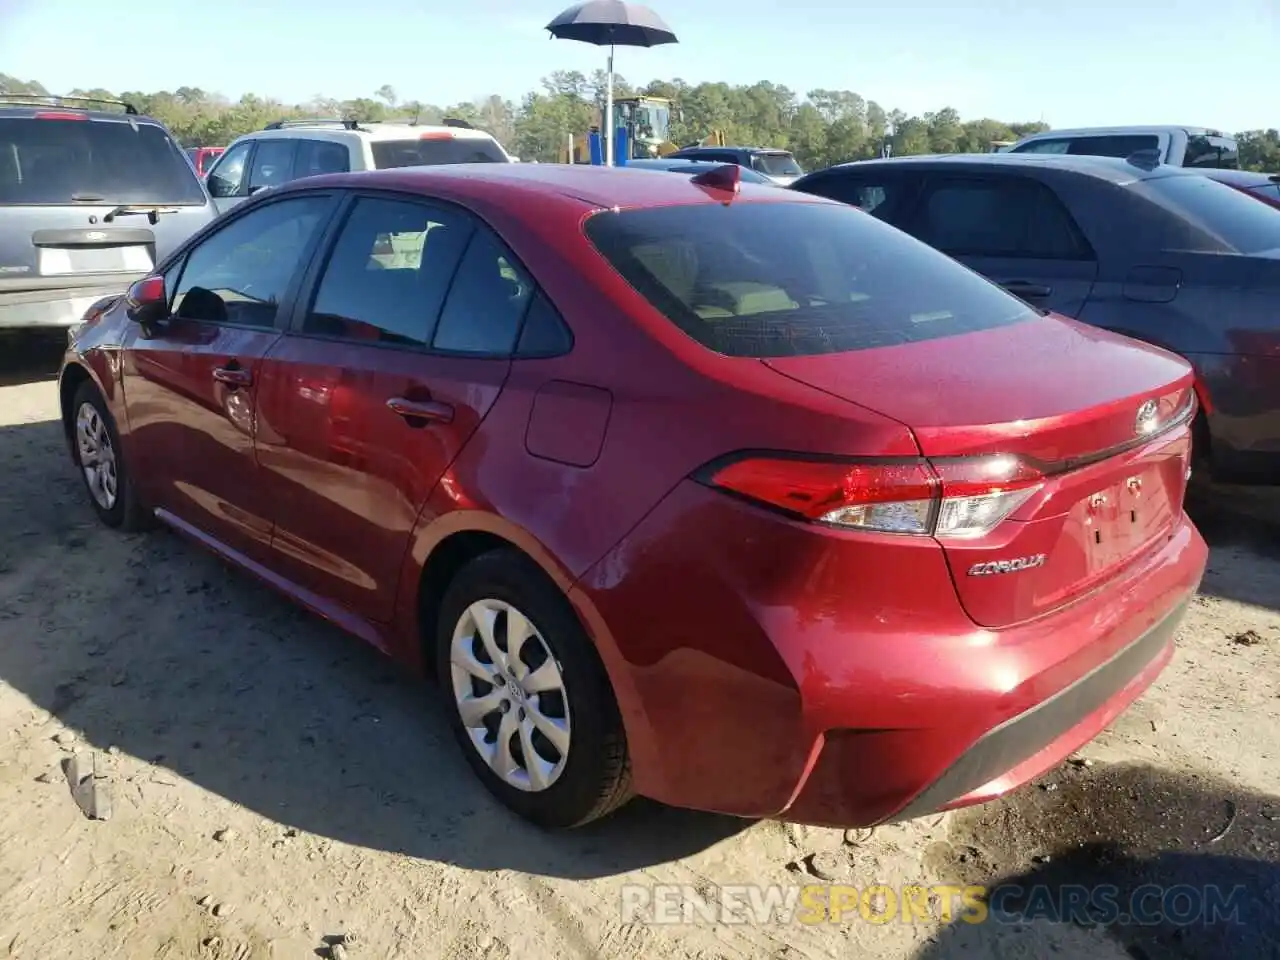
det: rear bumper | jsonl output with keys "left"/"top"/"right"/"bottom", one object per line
{"left": 789, "top": 597, "right": 1186, "bottom": 826}
{"left": 0, "top": 280, "right": 137, "bottom": 329}
{"left": 573, "top": 480, "right": 1207, "bottom": 827}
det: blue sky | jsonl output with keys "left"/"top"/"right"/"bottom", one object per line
{"left": 1, "top": 0, "right": 1275, "bottom": 131}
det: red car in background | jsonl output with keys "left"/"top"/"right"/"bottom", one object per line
{"left": 185, "top": 145, "right": 224, "bottom": 177}
{"left": 58, "top": 163, "right": 1206, "bottom": 830}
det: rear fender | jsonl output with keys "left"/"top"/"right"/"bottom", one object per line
{"left": 391, "top": 505, "right": 663, "bottom": 790}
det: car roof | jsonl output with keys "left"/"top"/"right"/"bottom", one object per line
{"left": 0, "top": 105, "right": 165, "bottom": 126}
{"left": 676, "top": 145, "right": 792, "bottom": 155}
{"left": 1014, "top": 125, "right": 1230, "bottom": 139}
{"left": 276, "top": 162, "right": 824, "bottom": 211}
{"left": 240, "top": 123, "right": 499, "bottom": 144}
{"left": 815, "top": 152, "right": 1197, "bottom": 185}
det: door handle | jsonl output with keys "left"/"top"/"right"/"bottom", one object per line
{"left": 387, "top": 396, "right": 454, "bottom": 424}
{"left": 212, "top": 365, "right": 252, "bottom": 387}
{"left": 1001, "top": 281, "right": 1053, "bottom": 299}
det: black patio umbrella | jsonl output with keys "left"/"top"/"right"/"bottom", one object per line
{"left": 546, "top": 1, "right": 678, "bottom": 164}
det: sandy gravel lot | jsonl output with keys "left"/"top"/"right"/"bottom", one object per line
{"left": 0, "top": 334, "right": 1277, "bottom": 960}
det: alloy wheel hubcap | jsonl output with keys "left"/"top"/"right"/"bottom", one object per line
{"left": 75, "top": 402, "right": 118, "bottom": 511}
{"left": 449, "top": 598, "right": 571, "bottom": 792}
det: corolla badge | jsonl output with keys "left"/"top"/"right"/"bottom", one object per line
{"left": 1135, "top": 399, "right": 1160, "bottom": 437}
{"left": 967, "top": 554, "right": 1047, "bottom": 576}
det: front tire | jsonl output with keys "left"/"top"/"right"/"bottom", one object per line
{"left": 70, "top": 381, "right": 150, "bottom": 531}
{"left": 436, "top": 549, "right": 632, "bottom": 829}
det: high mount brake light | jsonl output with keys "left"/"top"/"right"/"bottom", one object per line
{"left": 34, "top": 111, "right": 88, "bottom": 121}
{"left": 704, "top": 454, "right": 1043, "bottom": 539}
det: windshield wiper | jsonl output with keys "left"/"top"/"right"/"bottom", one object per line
{"left": 103, "top": 205, "right": 178, "bottom": 225}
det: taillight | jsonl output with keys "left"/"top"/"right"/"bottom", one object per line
{"left": 702, "top": 454, "right": 1043, "bottom": 539}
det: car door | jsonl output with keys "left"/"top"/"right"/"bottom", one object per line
{"left": 254, "top": 192, "right": 532, "bottom": 622}
{"left": 205, "top": 140, "right": 254, "bottom": 215}
{"left": 898, "top": 173, "right": 1098, "bottom": 317}
{"left": 120, "top": 192, "right": 338, "bottom": 561}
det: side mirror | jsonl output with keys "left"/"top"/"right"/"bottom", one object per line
{"left": 125, "top": 275, "right": 168, "bottom": 325}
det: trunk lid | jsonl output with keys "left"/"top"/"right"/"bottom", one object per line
{"left": 765, "top": 315, "right": 1196, "bottom": 627}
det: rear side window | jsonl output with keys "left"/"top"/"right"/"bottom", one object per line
{"left": 1131, "top": 174, "right": 1280, "bottom": 254}
{"left": 1183, "top": 135, "right": 1239, "bottom": 169}
{"left": 303, "top": 197, "right": 474, "bottom": 347}
{"left": 583, "top": 201, "right": 1037, "bottom": 358}
{"left": 0, "top": 117, "right": 205, "bottom": 206}
{"left": 795, "top": 174, "right": 917, "bottom": 221}
{"left": 751, "top": 153, "right": 802, "bottom": 177}
{"left": 1013, "top": 135, "right": 1159, "bottom": 159}
{"left": 371, "top": 136, "right": 507, "bottom": 169}
{"left": 908, "top": 177, "right": 1090, "bottom": 259}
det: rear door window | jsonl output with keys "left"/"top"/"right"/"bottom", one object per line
{"left": 582, "top": 200, "right": 1037, "bottom": 358}
{"left": 432, "top": 233, "right": 534, "bottom": 355}
{"left": 370, "top": 136, "right": 507, "bottom": 168}
{"left": 295, "top": 139, "right": 350, "bottom": 177}
{"left": 248, "top": 139, "right": 297, "bottom": 192}
{"left": 1132, "top": 174, "right": 1280, "bottom": 254}
{"left": 906, "top": 176, "right": 1091, "bottom": 259}
{"left": 302, "top": 196, "right": 474, "bottom": 347}
{"left": 0, "top": 117, "right": 205, "bottom": 206}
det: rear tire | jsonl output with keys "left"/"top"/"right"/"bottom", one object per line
{"left": 70, "top": 381, "right": 150, "bottom": 532}
{"left": 435, "top": 549, "right": 632, "bottom": 829}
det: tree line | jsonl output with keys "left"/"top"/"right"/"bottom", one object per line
{"left": 3, "top": 72, "right": 1278, "bottom": 172}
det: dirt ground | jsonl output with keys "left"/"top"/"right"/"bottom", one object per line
{"left": 1, "top": 334, "right": 1277, "bottom": 960}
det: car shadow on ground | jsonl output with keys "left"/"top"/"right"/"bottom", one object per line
{"left": 915, "top": 763, "right": 1280, "bottom": 959}
{"left": 0, "top": 418, "right": 749, "bottom": 880}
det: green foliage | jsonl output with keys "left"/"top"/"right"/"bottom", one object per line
{"left": 2, "top": 72, "right": 1276, "bottom": 171}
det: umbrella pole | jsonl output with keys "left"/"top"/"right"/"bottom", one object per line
{"left": 605, "top": 43, "right": 614, "bottom": 166}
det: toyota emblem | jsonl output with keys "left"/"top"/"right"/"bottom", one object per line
{"left": 1135, "top": 399, "right": 1160, "bottom": 436}
{"left": 84, "top": 231, "right": 107, "bottom": 242}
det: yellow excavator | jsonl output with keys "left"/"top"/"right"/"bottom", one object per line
{"left": 558, "top": 95, "right": 727, "bottom": 163}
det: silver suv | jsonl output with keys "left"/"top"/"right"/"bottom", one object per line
{"left": 205, "top": 118, "right": 513, "bottom": 215}
{"left": 0, "top": 94, "right": 216, "bottom": 330}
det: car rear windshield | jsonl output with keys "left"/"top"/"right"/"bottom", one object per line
{"left": 0, "top": 117, "right": 206, "bottom": 206}
{"left": 1133, "top": 174, "right": 1280, "bottom": 254}
{"left": 751, "top": 152, "right": 802, "bottom": 177}
{"left": 583, "top": 200, "right": 1038, "bottom": 358}
{"left": 371, "top": 137, "right": 507, "bottom": 169}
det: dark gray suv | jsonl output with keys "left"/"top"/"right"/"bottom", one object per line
{"left": 0, "top": 94, "right": 216, "bottom": 331}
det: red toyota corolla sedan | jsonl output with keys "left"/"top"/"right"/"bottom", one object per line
{"left": 58, "top": 162, "right": 1207, "bottom": 830}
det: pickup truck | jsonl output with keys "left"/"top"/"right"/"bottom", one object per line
{"left": 1006, "top": 126, "right": 1239, "bottom": 168}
